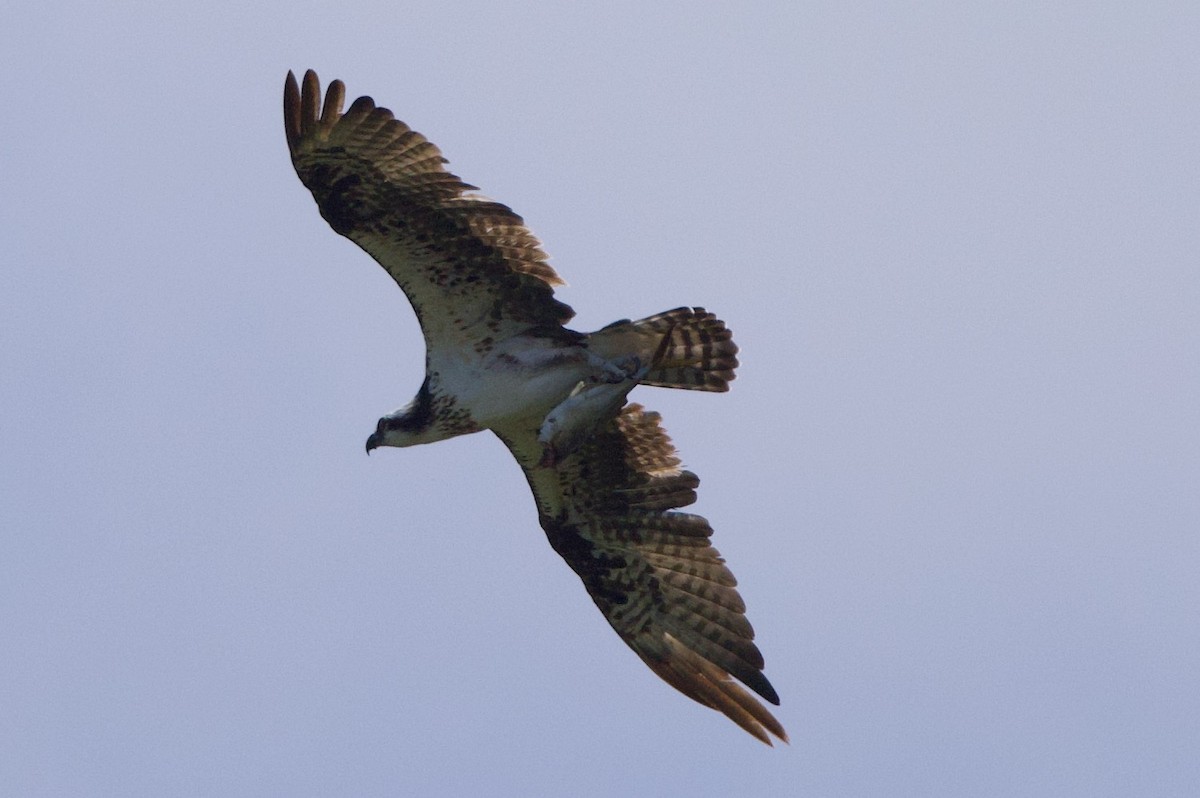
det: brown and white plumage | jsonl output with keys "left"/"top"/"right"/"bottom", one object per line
{"left": 503, "top": 406, "right": 786, "bottom": 744}
{"left": 284, "top": 70, "right": 570, "bottom": 350}
{"left": 283, "top": 70, "right": 784, "bottom": 744}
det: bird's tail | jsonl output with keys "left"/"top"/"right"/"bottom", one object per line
{"left": 588, "top": 307, "right": 738, "bottom": 391}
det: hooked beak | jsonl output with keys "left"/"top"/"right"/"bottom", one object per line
{"left": 365, "top": 431, "right": 381, "bottom": 454}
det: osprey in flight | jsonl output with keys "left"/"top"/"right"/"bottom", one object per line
{"left": 283, "top": 70, "right": 785, "bottom": 745}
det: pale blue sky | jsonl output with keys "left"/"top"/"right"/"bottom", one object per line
{"left": 3, "top": 2, "right": 1199, "bottom": 795}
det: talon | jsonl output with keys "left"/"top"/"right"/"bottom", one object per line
{"left": 599, "top": 355, "right": 641, "bottom": 383}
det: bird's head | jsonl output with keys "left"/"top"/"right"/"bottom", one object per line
{"left": 365, "top": 397, "right": 439, "bottom": 452}
{"left": 366, "top": 376, "right": 439, "bottom": 453}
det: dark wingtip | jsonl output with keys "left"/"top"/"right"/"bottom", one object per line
{"left": 759, "top": 676, "right": 781, "bottom": 706}
{"left": 300, "top": 69, "right": 321, "bottom": 138}
{"left": 322, "top": 77, "right": 345, "bottom": 125}
{"left": 285, "top": 69, "right": 350, "bottom": 155}
{"left": 283, "top": 70, "right": 301, "bottom": 152}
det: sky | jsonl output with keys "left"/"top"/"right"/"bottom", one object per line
{"left": 3, "top": 2, "right": 1199, "bottom": 795}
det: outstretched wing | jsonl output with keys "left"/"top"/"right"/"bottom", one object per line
{"left": 496, "top": 404, "right": 786, "bottom": 745}
{"left": 284, "top": 70, "right": 574, "bottom": 349}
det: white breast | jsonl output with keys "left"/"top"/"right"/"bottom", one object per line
{"left": 429, "top": 335, "right": 591, "bottom": 430}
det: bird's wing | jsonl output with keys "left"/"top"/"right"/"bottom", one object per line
{"left": 495, "top": 404, "right": 786, "bottom": 745}
{"left": 284, "top": 70, "right": 574, "bottom": 349}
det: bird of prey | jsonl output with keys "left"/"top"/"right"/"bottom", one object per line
{"left": 283, "top": 70, "right": 785, "bottom": 745}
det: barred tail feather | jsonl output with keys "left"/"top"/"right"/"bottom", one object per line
{"left": 589, "top": 307, "right": 739, "bottom": 392}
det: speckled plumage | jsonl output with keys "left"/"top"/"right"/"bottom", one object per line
{"left": 284, "top": 70, "right": 783, "bottom": 744}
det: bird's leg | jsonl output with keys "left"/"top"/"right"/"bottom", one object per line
{"left": 584, "top": 318, "right": 676, "bottom": 384}
{"left": 585, "top": 351, "right": 644, "bottom": 384}
{"left": 540, "top": 326, "right": 676, "bottom": 466}
{"left": 538, "top": 358, "right": 655, "bottom": 466}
